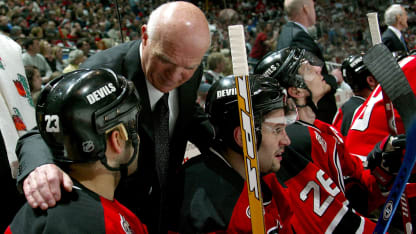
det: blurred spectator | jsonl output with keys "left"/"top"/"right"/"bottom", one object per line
{"left": 196, "top": 82, "right": 211, "bottom": 108}
{"left": 249, "top": 20, "right": 278, "bottom": 63}
{"left": 67, "top": 22, "right": 84, "bottom": 45}
{"left": 9, "top": 26, "right": 22, "bottom": 39}
{"left": 51, "top": 46, "right": 65, "bottom": 72}
{"left": 62, "top": 49, "right": 86, "bottom": 73}
{"left": 0, "top": 15, "right": 10, "bottom": 34}
{"left": 24, "top": 65, "right": 42, "bottom": 104}
{"left": 76, "top": 38, "right": 91, "bottom": 57}
{"left": 29, "top": 26, "right": 44, "bottom": 38}
{"left": 22, "top": 38, "right": 53, "bottom": 81}
{"left": 129, "top": 31, "right": 140, "bottom": 41}
{"left": 202, "top": 52, "right": 227, "bottom": 84}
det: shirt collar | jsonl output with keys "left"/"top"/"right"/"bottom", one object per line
{"left": 388, "top": 25, "right": 403, "bottom": 39}
{"left": 293, "top": 21, "right": 310, "bottom": 34}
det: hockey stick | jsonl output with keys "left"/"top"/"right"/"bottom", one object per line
{"left": 366, "top": 13, "right": 398, "bottom": 137}
{"left": 367, "top": 13, "right": 412, "bottom": 233}
{"left": 365, "top": 12, "right": 416, "bottom": 234}
{"left": 228, "top": 25, "right": 265, "bottom": 234}
{"left": 114, "top": 0, "right": 124, "bottom": 43}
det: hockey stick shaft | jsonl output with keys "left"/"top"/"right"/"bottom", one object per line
{"left": 114, "top": 0, "right": 124, "bottom": 43}
{"left": 401, "top": 188, "right": 413, "bottom": 234}
{"left": 228, "top": 25, "right": 265, "bottom": 234}
{"left": 367, "top": 13, "right": 398, "bottom": 136}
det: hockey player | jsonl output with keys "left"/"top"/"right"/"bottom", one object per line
{"left": 345, "top": 52, "right": 416, "bottom": 230}
{"left": 345, "top": 54, "right": 416, "bottom": 160}
{"left": 175, "top": 75, "right": 296, "bottom": 233}
{"left": 254, "top": 48, "right": 401, "bottom": 232}
{"left": 332, "top": 54, "right": 378, "bottom": 136}
{"left": 6, "top": 69, "right": 148, "bottom": 233}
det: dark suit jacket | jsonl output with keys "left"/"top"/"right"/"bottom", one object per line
{"left": 277, "top": 22, "right": 338, "bottom": 123}
{"left": 16, "top": 40, "right": 212, "bottom": 233}
{"left": 382, "top": 28, "right": 408, "bottom": 53}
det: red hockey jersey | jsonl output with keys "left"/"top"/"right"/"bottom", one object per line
{"left": 6, "top": 180, "right": 148, "bottom": 234}
{"left": 278, "top": 120, "right": 385, "bottom": 233}
{"left": 177, "top": 149, "right": 294, "bottom": 233}
{"left": 345, "top": 55, "right": 416, "bottom": 161}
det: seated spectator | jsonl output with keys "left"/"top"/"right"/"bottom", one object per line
{"left": 202, "top": 52, "right": 227, "bottom": 84}
{"left": 9, "top": 26, "right": 23, "bottom": 39}
{"left": 248, "top": 20, "right": 278, "bottom": 63}
{"left": 128, "top": 31, "right": 140, "bottom": 41}
{"left": 7, "top": 69, "right": 148, "bottom": 233}
{"left": 29, "top": 26, "right": 43, "bottom": 39}
{"left": 22, "top": 38, "right": 53, "bottom": 81}
{"left": 62, "top": 49, "right": 86, "bottom": 74}
{"left": 76, "top": 38, "right": 91, "bottom": 58}
{"left": 196, "top": 82, "right": 211, "bottom": 108}
{"left": 51, "top": 46, "right": 64, "bottom": 72}
{"left": 39, "top": 40, "right": 55, "bottom": 70}
{"left": 24, "top": 65, "right": 42, "bottom": 97}
{"left": 0, "top": 15, "right": 10, "bottom": 34}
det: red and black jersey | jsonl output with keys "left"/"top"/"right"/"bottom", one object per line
{"left": 177, "top": 148, "right": 294, "bottom": 234}
{"left": 345, "top": 86, "right": 405, "bottom": 161}
{"left": 6, "top": 180, "right": 148, "bottom": 234}
{"left": 345, "top": 55, "right": 416, "bottom": 161}
{"left": 277, "top": 120, "right": 384, "bottom": 233}
{"left": 332, "top": 96, "right": 366, "bottom": 136}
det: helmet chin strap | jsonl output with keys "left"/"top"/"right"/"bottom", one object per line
{"left": 99, "top": 128, "right": 139, "bottom": 179}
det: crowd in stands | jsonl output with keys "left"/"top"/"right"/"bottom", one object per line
{"left": 0, "top": 0, "right": 415, "bottom": 87}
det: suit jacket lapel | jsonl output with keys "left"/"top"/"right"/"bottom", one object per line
{"left": 122, "top": 40, "right": 154, "bottom": 141}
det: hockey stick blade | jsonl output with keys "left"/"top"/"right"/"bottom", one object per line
{"left": 374, "top": 118, "right": 416, "bottom": 234}
{"left": 363, "top": 44, "right": 416, "bottom": 131}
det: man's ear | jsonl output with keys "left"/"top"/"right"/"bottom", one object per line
{"left": 107, "top": 128, "right": 124, "bottom": 154}
{"left": 141, "top": 25, "right": 148, "bottom": 44}
{"left": 233, "top": 126, "right": 243, "bottom": 147}
{"left": 302, "top": 3, "right": 308, "bottom": 15}
{"left": 367, "top": 76, "right": 378, "bottom": 89}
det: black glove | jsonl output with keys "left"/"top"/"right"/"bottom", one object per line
{"left": 366, "top": 134, "right": 406, "bottom": 187}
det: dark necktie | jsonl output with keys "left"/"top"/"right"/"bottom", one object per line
{"left": 153, "top": 93, "right": 170, "bottom": 232}
{"left": 400, "top": 35, "right": 408, "bottom": 52}
{"left": 153, "top": 93, "right": 170, "bottom": 189}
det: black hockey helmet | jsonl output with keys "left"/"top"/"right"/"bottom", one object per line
{"left": 254, "top": 47, "right": 324, "bottom": 90}
{"left": 341, "top": 54, "right": 371, "bottom": 92}
{"left": 205, "top": 74, "right": 296, "bottom": 151}
{"left": 36, "top": 68, "right": 141, "bottom": 166}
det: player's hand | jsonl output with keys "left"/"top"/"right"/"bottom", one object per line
{"left": 380, "top": 134, "right": 406, "bottom": 174}
{"left": 366, "top": 134, "right": 405, "bottom": 188}
{"left": 23, "top": 164, "right": 73, "bottom": 210}
{"left": 367, "top": 134, "right": 405, "bottom": 173}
